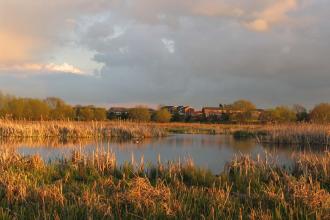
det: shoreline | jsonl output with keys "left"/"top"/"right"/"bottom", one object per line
{"left": 0, "top": 120, "right": 329, "bottom": 146}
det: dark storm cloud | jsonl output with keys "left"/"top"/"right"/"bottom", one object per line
{"left": 1, "top": 0, "right": 329, "bottom": 108}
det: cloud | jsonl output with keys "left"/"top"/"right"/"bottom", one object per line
{"left": 246, "top": 0, "right": 298, "bottom": 32}
{"left": 190, "top": 1, "right": 244, "bottom": 17}
{"left": 0, "top": 63, "right": 84, "bottom": 75}
{"left": 45, "top": 63, "right": 84, "bottom": 75}
{"left": 161, "top": 38, "right": 175, "bottom": 54}
{"left": 0, "top": 0, "right": 113, "bottom": 71}
{"left": 0, "top": 0, "right": 301, "bottom": 71}
{"left": 1, "top": 0, "right": 329, "bottom": 108}
{"left": 115, "top": 0, "right": 300, "bottom": 32}
{"left": 69, "top": 0, "right": 330, "bottom": 108}
{"left": 0, "top": 31, "right": 39, "bottom": 65}
{"left": 245, "top": 19, "right": 269, "bottom": 32}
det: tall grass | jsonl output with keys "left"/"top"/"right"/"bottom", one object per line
{"left": 0, "top": 120, "right": 167, "bottom": 140}
{"left": 158, "top": 122, "right": 330, "bottom": 147}
{"left": 2, "top": 120, "right": 330, "bottom": 147}
{"left": 0, "top": 149, "right": 329, "bottom": 219}
{"left": 156, "top": 122, "right": 262, "bottom": 135}
{"left": 257, "top": 124, "right": 330, "bottom": 146}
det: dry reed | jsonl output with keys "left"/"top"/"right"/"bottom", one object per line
{"left": 257, "top": 123, "right": 330, "bottom": 146}
{"left": 0, "top": 120, "right": 167, "bottom": 140}
{"left": 0, "top": 149, "right": 328, "bottom": 219}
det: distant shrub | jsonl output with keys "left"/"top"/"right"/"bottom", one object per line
{"left": 152, "top": 109, "right": 171, "bottom": 123}
{"left": 128, "top": 107, "right": 151, "bottom": 122}
{"left": 310, "top": 103, "right": 330, "bottom": 123}
{"left": 260, "top": 106, "right": 296, "bottom": 123}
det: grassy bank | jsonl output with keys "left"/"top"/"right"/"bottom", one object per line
{"left": 0, "top": 120, "right": 167, "bottom": 140}
{"left": 156, "top": 122, "right": 262, "bottom": 135}
{"left": 1, "top": 120, "right": 330, "bottom": 147}
{"left": 255, "top": 124, "right": 330, "bottom": 146}
{"left": 161, "top": 123, "right": 330, "bottom": 147}
{"left": 0, "top": 150, "right": 329, "bottom": 219}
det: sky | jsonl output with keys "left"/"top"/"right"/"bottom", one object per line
{"left": 0, "top": 0, "right": 329, "bottom": 109}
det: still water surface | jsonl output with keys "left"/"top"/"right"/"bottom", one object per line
{"left": 1, "top": 134, "right": 309, "bottom": 173}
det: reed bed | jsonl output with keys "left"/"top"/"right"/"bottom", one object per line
{"left": 0, "top": 120, "right": 167, "bottom": 140}
{"left": 0, "top": 137, "right": 95, "bottom": 148}
{"left": 162, "top": 122, "right": 330, "bottom": 147}
{"left": 0, "top": 150, "right": 329, "bottom": 219}
{"left": 156, "top": 122, "right": 262, "bottom": 135}
{"left": 256, "top": 124, "right": 330, "bottom": 146}
{"left": 2, "top": 120, "right": 330, "bottom": 148}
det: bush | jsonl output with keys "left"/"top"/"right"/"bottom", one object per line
{"left": 152, "top": 109, "right": 171, "bottom": 123}
{"left": 128, "top": 107, "right": 151, "bottom": 122}
{"left": 261, "top": 106, "right": 296, "bottom": 123}
{"left": 310, "top": 103, "right": 330, "bottom": 123}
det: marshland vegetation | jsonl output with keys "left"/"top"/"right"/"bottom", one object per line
{"left": 0, "top": 120, "right": 167, "bottom": 140}
{"left": 0, "top": 150, "right": 329, "bottom": 219}
{"left": 1, "top": 92, "right": 330, "bottom": 145}
{"left": 256, "top": 124, "right": 330, "bottom": 146}
{"left": 1, "top": 92, "right": 330, "bottom": 219}
{"left": 0, "top": 120, "right": 330, "bottom": 147}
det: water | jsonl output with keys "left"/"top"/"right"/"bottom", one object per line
{"left": 0, "top": 134, "right": 305, "bottom": 173}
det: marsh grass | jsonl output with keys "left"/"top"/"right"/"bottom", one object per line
{"left": 0, "top": 120, "right": 167, "bottom": 140}
{"left": 257, "top": 124, "right": 330, "bottom": 147}
{"left": 1, "top": 120, "right": 330, "bottom": 150}
{"left": 0, "top": 149, "right": 329, "bottom": 219}
{"left": 157, "top": 122, "right": 262, "bottom": 135}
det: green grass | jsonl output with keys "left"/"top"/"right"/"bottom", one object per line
{"left": 0, "top": 150, "right": 329, "bottom": 219}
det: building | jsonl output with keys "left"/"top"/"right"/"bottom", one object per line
{"left": 161, "top": 105, "right": 195, "bottom": 116}
{"left": 108, "top": 107, "right": 129, "bottom": 119}
{"left": 202, "top": 107, "right": 247, "bottom": 121}
{"left": 191, "top": 110, "right": 203, "bottom": 121}
{"left": 183, "top": 106, "right": 195, "bottom": 115}
{"left": 161, "top": 106, "right": 177, "bottom": 114}
{"left": 250, "top": 109, "right": 265, "bottom": 119}
{"left": 202, "top": 107, "right": 226, "bottom": 118}
{"left": 108, "top": 107, "right": 128, "bottom": 116}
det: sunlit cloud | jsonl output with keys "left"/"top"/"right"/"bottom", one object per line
{"left": 245, "top": 0, "right": 298, "bottom": 32}
{"left": 190, "top": 1, "right": 244, "bottom": 17}
{"left": 0, "top": 0, "right": 301, "bottom": 73}
{"left": 0, "top": 0, "right": 113, "bottom": 75}
{"left": 0, "top": 63, "right": 84, "bottom": 75}
{"left": 0, "top": 31, "right": 39, "bottom": 65}
{"left": 45, "top": 63, "right": 84, "bottom": 75}
{"left": 119, "top": 0, "right": 301, "bottom": 32}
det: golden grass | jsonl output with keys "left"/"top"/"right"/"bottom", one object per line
{"left": 1, "top": 120, "right": 330, "bottom": 148}
{"left": 0, "top": 148, "right": 329, "bottom": 219}
{"left": 0, "top": 120, "right": 167, "bottom": 140}
{"left": 155, "top": 122, "right": 263, "bottom": 134}
{"left": 257, "top": 123, "right": 330, "bottom": 146}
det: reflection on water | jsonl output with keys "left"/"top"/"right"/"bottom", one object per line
{"left": 0, "top": 134, "right": 321, "bottom": 173}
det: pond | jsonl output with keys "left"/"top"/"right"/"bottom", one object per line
{"left": 0, "top": 134, "right": 316, "bottom": 173}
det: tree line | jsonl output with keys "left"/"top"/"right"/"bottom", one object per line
{"left": 148, "top": 100, "right": 330, "bottom": 124}
{"left": 0, "top": 92, "right": 329, "bottom": 123}
{"left": 0, "top": 92, "right": 171, "bottom": 122}
{"left": 201, "top": 100, "right": 330, "bottom": 124}
{"left": 0, "top": 93, "right": 107, "bottom": 121}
